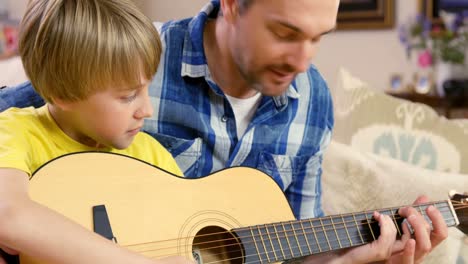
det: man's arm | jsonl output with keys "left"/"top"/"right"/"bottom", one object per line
{"left": 0, "top": 82, "right": 45, "bottom": 112}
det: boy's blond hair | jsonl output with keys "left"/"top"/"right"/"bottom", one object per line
{"left": 19, "top": 0, "right": 161, "bottom": 103}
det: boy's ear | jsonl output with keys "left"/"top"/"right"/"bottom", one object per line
{"left": 220, "top": 0, "right": 240, "bottom": 24}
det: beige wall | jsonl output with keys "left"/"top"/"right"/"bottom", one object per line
{"left": 5, "top": 0, "right": 27, "bottom": 20}
{"left": 133, "top": 0, "right": 207, "bottom": 21}
{"left": 7, "top": 0, "right": 419, "bottom": 91}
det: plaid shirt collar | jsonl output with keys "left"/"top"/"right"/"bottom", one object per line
{"left": 179, "top": 0, "right": 300, "bottom": 110}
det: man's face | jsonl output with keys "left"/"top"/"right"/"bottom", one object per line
{"left": 228, "top": 0, "right": 339, "bottom": 96}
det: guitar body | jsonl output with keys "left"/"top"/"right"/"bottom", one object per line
{"left": 21, "top": 152, "right": 296, "bottom": 264}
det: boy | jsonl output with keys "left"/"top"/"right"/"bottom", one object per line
{"left": 0, "top": 0, "right": 191, "bottom": 263}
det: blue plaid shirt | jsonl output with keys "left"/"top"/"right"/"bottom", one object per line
{"left": 145, "top": 1, "right": 334, "bottom": 219}
{"left": 0, "top": 0, "right": 333, "bottom": 219}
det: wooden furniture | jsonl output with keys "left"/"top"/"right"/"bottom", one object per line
{"left": 386, "top": 92, "right": 468, "bottom": 118}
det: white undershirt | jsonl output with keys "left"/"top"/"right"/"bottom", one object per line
{"left": 225, "top": 93, "right": 262, "bottom": 137}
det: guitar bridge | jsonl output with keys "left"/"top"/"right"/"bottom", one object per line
{"left": 93, "top": 205, "right": 118, "bottom": 243}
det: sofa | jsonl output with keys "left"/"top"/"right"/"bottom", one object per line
{"left": 321, "top": 68, "right": 468, "bottom": 263}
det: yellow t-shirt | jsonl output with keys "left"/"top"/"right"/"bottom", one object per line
{"left": 0, "top": 106, "right": 182, "bottom": 176}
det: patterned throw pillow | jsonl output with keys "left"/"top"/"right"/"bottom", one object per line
{"left": 331, "top": 68, "right": 468, "bottom": 174}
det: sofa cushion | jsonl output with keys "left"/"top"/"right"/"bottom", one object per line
{"left": 331, "top": 68, "right": 468, "bottom": 174}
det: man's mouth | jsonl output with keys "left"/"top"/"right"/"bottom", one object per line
{"left": 269, "top": 68, "right": 294, "bottom": 83}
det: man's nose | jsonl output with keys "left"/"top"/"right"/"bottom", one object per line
{"left": 286, "top": 41, "right": 315, "bottom": 73}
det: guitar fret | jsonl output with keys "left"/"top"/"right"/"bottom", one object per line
{"left": 281, "top": 222, "right": 295, "bottom": 259}
{"left": 313, "top": 218, "right": 328, "bottom": 252}
{"left": 332, "top": 215, "right": 352, "bottom": 248}
{"left": 319, "top": 218, "right": 333, "bottom": 251}
{"left": 343, "top": 214, "right": 363, "bottom": 246}
{"left": 285, "top": 221, "right": 303, "bottom": 258}
{"left": 331, "top": 215, "right": 352, "bottom": 248}
{"left": 323, "top": 216, "right": 344, "bottom": 250}
{"left": 257, "top": 226, "right": 272, "bottom": 263}
{"left": 249, "top": 226, "right": 265, "bottom": 264}
{"left": 265, "top": 224, "right": 278, "bottom": 261}
{"left": 309, "top": 218, "right": 322, "bottom": 253}
{"left": 294, "top": 221, "right": 313, "bottom": 256}
{"left": 352, "top": 213, "right": 365, "bottom": 244}
{"left": 300, "top": 219, "right": 319, "bottom": 255}
{"left": 330, "top": 217, "right": 342, "bottom": 248}
{"left": 290, "top": 222, "right": 304, "bottom": 256}
{"left": 299, "top": 220, "right": 313, "bottom": 254}
{"left": 341, "top": 215, "right": 353, "bottom": 247}
{"left": 435, "top": 202, "right": 456, "bottom": 226}
{"left": 365, "top": 212, "right": 377, "bottom": 241}
{"left": 273, "top": 223, "right": 286, "bottom": 260}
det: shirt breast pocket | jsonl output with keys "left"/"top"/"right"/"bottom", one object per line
{"left": 147, "top": 132, "right": 203, "bottom": 176}
{"left": 257, "top": 151, "right": 321, "bottom": 192}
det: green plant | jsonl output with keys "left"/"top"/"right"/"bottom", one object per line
{"left": 399, "top": 11, "right": 468, "bottom": 67}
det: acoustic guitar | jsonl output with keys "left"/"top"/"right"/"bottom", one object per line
{"left": 3, "top": 152, "right": 468, "bottom": 264}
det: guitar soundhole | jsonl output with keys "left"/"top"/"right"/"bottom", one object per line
{"left": 193, "top": 226, "right": 243, "bottom": 264}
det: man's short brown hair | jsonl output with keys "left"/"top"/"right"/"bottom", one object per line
{"left": 19, "top": 0, "right": 162, "bottom": 103}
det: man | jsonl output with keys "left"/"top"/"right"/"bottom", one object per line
{"left": 0, "top": 0, "right": 447, "bottom": 263}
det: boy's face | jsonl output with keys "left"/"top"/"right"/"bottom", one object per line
{"left": 58, "top": 76, "right": 153, "bottom": 149}
{"left": 227, "top": 0, "right": 338, "bottom": 96}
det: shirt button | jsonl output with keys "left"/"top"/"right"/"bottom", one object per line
{"left": 221, "top": 115, "right": 228, "bottom": 122}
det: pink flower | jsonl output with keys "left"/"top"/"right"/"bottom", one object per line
{"left": 417, "top": 50, "right": 433, "bottom": 68}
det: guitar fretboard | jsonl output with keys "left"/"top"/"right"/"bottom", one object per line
{"left": 233, "top": 200, "right": 458, "bottom": 263}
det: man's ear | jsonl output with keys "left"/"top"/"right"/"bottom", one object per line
{"left": 220, "top": 0, "right": 240, "bottom": 24}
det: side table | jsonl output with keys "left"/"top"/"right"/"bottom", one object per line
{"left": 386, "top": 92, "right": 468, "bottom": 119}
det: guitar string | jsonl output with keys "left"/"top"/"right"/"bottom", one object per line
{"left": 146, "top": 206, "right": 468, "bottom": 264}
{"left": 123, "top": 201, "right": 460, "bottom": 250}
{"left": 126, "top": 203, "right": 463, "bottom": 254}
{"left": 146, "top": 228, "right": 390, "bottom": 261}
{"left": 143, "top": 204, "right": 468, "bottom": 263}
{"left": 151, "top": 235, "right": 372, "bottom": 264}
{"left": 125, "top": 203, "right": 466, "bottom": 259}
{"left": 141, "top": 206, "right": 465, "bottom": 261}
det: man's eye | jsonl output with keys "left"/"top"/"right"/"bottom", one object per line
{"left": 274, "top": 31, "right": 296, "bottom": 41}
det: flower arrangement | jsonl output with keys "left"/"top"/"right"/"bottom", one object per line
{"left": 399, "top": 11, "right": 468, "bottom": 68}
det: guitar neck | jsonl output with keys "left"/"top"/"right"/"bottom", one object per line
{"left": 233, "top": 200, "right": 459, "bottom": 263}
